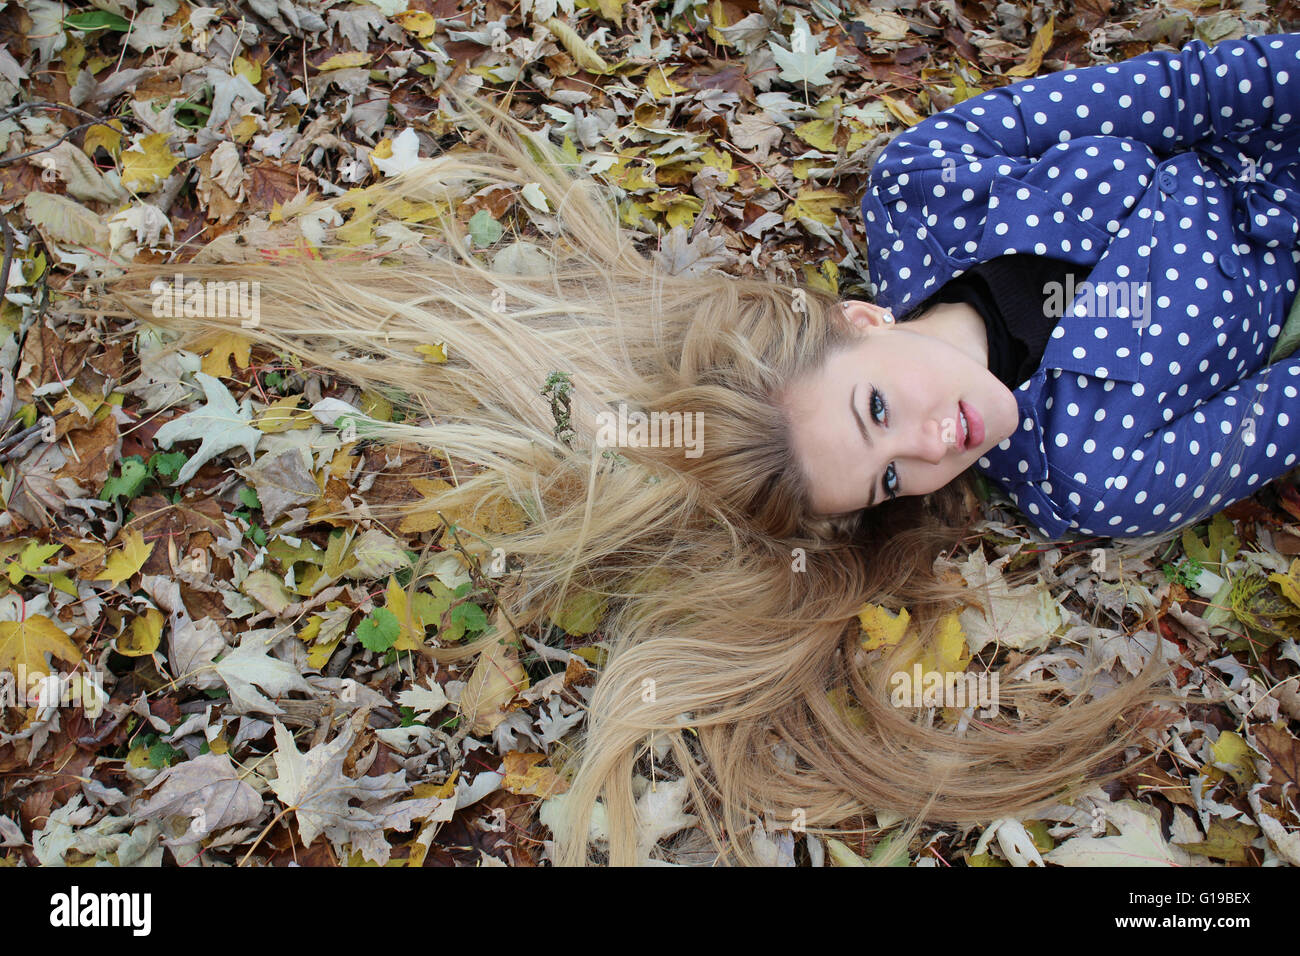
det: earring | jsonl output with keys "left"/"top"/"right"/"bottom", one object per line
{"left": 881, "top": 310, "right": 895, "bottom": 324}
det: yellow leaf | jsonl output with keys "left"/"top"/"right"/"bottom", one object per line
{"left": 707, "top": 0, "right": 729, "bottom": 45}
{"left": 400, "top": 478, "right": 526, "bottom": 539}
{"left": 333, "top": 191, "right": 375, "bottom": 246}
{"left": 393, "top": 10, "right": 438, "bottom": 37}
{"left": 858, "top": 604, "right": 910, "bottom": 652}
{"left": 368, "top": 137, "right": 395, "bottom": 177}
{"left": 1209, "top": 730, "right": 1257, "bottom": 786}
{"left": 415, "top": 343, "right": 448, "bottom": 364}
{"left": 306, "top": 636, "right": 342, "bottom": 670}
{"left": 915, "top": 611, "right": 971, "bottom": 675}
{"left": 231, "top": 114, "right": 260, "bottom": 144}
{"left": 197, "top": 330, "right": 253, "bottom": 378}
{"left": 784, "top": 187, "right": 848, "bottom": 228}
{"left": 0, "top": 614, "right": 81, "bottom": 673}
{"left": 878, "top": 93, "right": 923, "bottom": 128}
{"left": 501, "top": 750, "right": 570, "bottom": 797}
{"left": 459, "top": 613, "right": 529, "bottom": 735}
{"left": 232, "top": 55, "right": 262, "bottom": 85}
{"left": 121, "top": 133, "right": 180, "bottom": 193}
{"left": 596, "top": 0, "right": 627, "bottom": 27}
{"left": 383, "top": 575, "right": 445, "bottom": 651}
{"left": 116, "top": 607, "right": 163, "bottom": 657}
{"left": 1005, "top": 15, "right": 1055, "bottom": 77}
{"left": 414, "top": 773, "right": 457, "bottom": 800}
{"left": 97, "top": 529, "right": 154, "bottom": 587}
{"left": 551, "top": 589, "right": 607, "bottom": 637}
{"left": 317, "top": 52, "right": 372, "bottom": 71}
{"left": 1268, "top": 559, "right": 1300, "bottom": 610}
{"left": 794, "top": 118, "right": 838, "bottom": 152}
{"left": 82, "top": 119, "right": 124, "bottom": 160}
{"left": 543, "top": 17, "right": 609, "bottom": 74}
{"left": 645, "top": 65, "right": 688, "bottom": 99}
{"left": 255, "top": 396, "right": 315, "bottom": 433}
{"left": 801, "top": 260, "right": 839, "bottom": 296}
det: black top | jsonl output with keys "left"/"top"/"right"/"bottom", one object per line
{"left": 905, "top": 254, "right": 1094, "bottom": 389}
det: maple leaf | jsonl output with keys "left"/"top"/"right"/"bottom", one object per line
{"left": 768, "top": 12, "right": 837, "bottom": 87}
{"left": 6, "top": 540, "right": 62, "bottom": 585}
{"left": 121, "top": 132, "right": 181, "bottom": 192}
{"left": 197, "top": 331, "right": 253, "bottom": 378}
{"left": 371, "top": 128, "right": 421, "bottom": 177}
{"left": 1044, "top": 800, "right": 1209, "bottom": 866}
{"left": 97, "top": 528, "right": 155, "bottom": 587}
{"left": 269, "top": 718, "right": 358, "bottom": 847}
{"left": 115, "top": 606, "right": 164, "bottom": 657}
{"left": 395, "top": 677, "right": 448, "bottom": 720}
{"left": 267, "top": 716, "right": 423, "bottom": 850}
{"left": 956, "top": 548, "right": 1064, "bottom": 654}
{"left": 501, "top": 751, "right": 569, "bottom": 798}
{"left": 0, "top": 613, "right": 81, "bottom": 673}
{"left": 152, "top": 372, "right": 263, "bottom": 485}
{"left": 399, "top": 477, "right": 527, "bottom": 540}
{"left": 212, "top": 631, "right": 316, "bottom": 715}
{"left": 459, "top": 612, "right": 529, "bottom": 734}
{"left": 135, "top": 752, "right": 263, "bottom": 836}
{"left": 652, "top": 224, "right": 729, "bottom": 278}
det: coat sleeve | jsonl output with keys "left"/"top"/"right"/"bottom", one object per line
{"left": 862, "top": 33, "right": 1300, "bottom": 306}
{"left": 1064, "top": 357, "right": 1300, "bottom": 537}
{"left": 872, "top": 32, "right": 1300, "bottom": 191}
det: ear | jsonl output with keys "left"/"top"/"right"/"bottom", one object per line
{"left": 839, "top": 300, "right": 895, "bottom": 331}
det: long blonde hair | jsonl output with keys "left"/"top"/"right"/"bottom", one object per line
{"left": 94, "top": 89, "right": 1171, "bottom": 866}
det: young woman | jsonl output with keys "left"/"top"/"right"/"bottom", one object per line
{"left": 99, "top": 33, "right": 1298, "bottom": 866}
{"left": 794, "top": 30, "right": 1300, "bottom": 540}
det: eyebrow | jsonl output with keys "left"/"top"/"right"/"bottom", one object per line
{"left": 850, "top": 384, "right": 879, "bottom": 509}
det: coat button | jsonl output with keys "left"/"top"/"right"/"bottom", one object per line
{"left": 1158, "top": 169, "right": 1178, "bottom": 194}
{"left": 1218, "top": 252, "right": 1239, "bottom": 278}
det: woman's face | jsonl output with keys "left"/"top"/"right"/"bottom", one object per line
{"left": 782, "top": 300, "right": 1020, "bottom": 515}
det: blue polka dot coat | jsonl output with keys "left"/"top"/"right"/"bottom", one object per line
{"left": 861, "top": 32, "right": 1300, "bottom": 538}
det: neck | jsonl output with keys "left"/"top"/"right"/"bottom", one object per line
{"left": 908, "top": 300, "right": 991, "bottom": 369}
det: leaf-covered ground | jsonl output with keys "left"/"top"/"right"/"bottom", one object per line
{"left": 0, "top": 0, "right": 1298, "bottom": 866}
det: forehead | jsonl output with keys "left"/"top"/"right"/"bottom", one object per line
{"left": 782, "top": 342, "right": 873, "bottom": 514}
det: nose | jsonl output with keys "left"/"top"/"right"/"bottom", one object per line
{"left": 911, "top": 417, "right": 953, "bottom": 465}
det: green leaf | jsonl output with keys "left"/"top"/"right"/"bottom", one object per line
{"left": 148, "top": 451, "right": 186, "bottom": 481}
{"left": 63, "top": 10, "right": 132, "bottom": 31}
{"left": 450, "top": 601, "right": 488, "bottom": 635}
{"left": 148, "top": 739, "right": 181, "bottom": 768}
{"left": 468, "top": 209, "right": 503, "bottom": 248}
{"left": 551, "top": 589, "right": 607, "bottom": 636}
{"left": 237, "top": 485, "right": 261, "bottom": 510}
{"left": 6, "top": 540, "right": 62, "bottom": 585}
{"left": 1268, "top": 285, "right": 1300, "bottom": 364}
{"left": 357, "top": 607, "right": 400, "bottom": 652}
{"left": 1182, "top": 513, "right": 1239, "bottom": 567}
{"left": 101, "top": 456, "right": 150, "bottom": 502}
{"left": 868, "top": 832, "right": 910, "bottom": 866}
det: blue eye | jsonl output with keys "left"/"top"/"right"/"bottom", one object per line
{"left": 870, "top": 387, "right": 888, "bottom": 424}
{"left": 870, "top": 387, "right": 898, "bottom": 500}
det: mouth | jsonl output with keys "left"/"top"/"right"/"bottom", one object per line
{"left": 958, "top": 400, "right": 984, "bottom": 450}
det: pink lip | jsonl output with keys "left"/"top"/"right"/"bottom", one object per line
{"left": 959, "top": 400, "right": 984, "bottom": 449}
